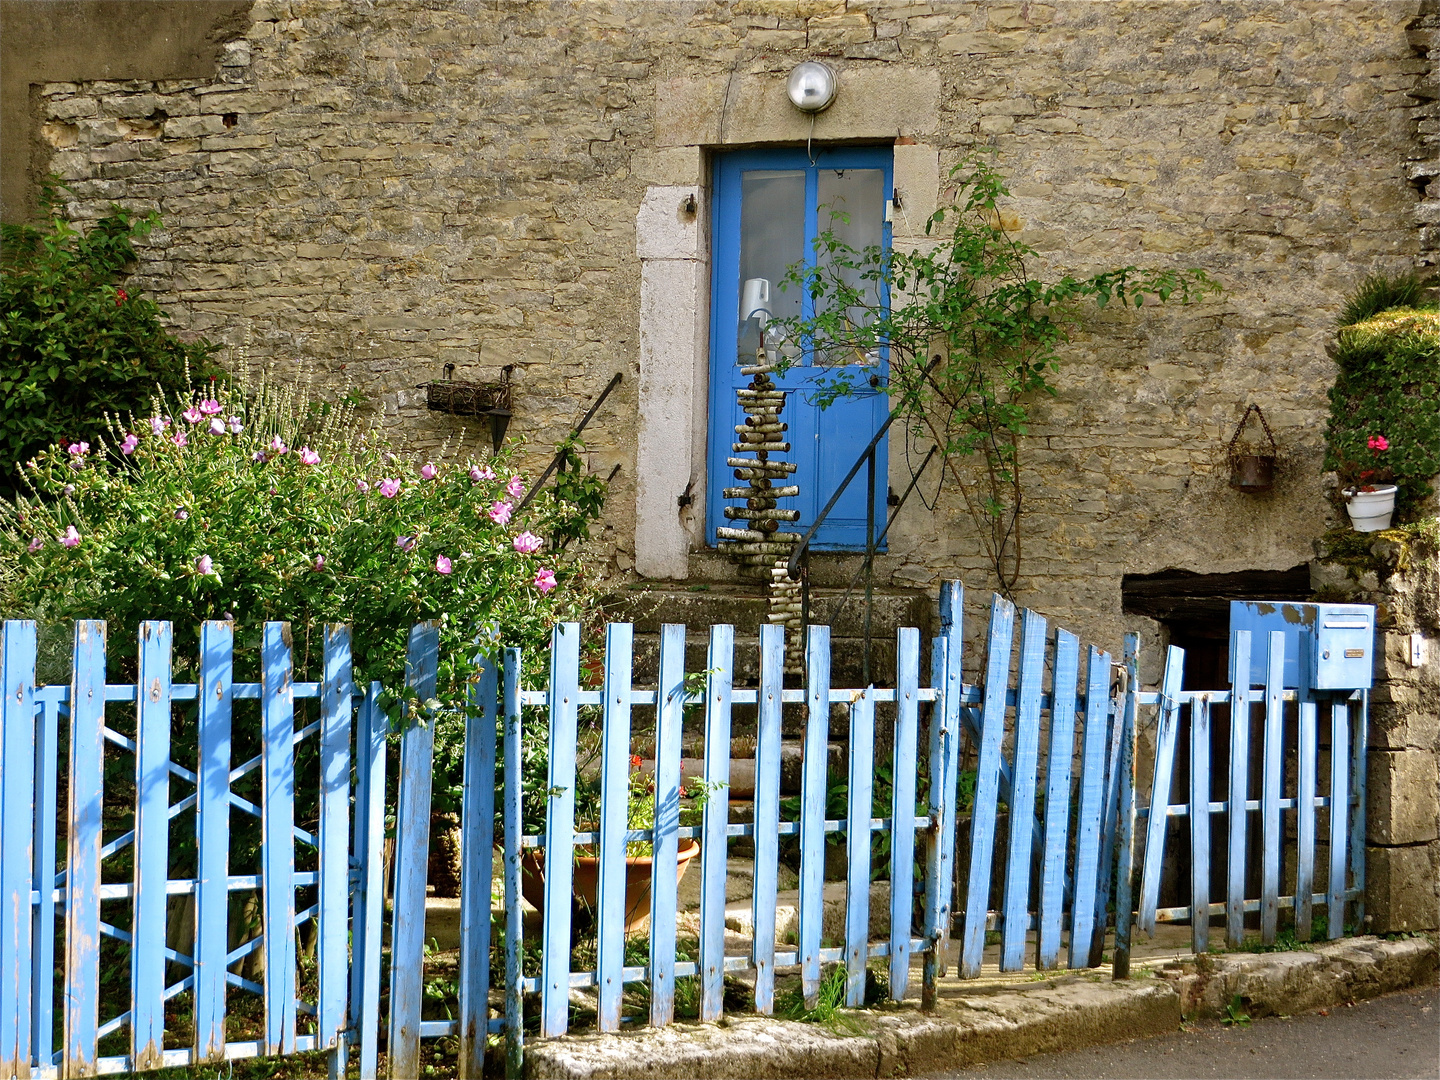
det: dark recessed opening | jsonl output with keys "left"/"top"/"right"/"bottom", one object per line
{"left": 222, "top": 112, "right": 239, "bottom": 128}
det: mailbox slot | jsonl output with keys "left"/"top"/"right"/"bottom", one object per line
{"left": 1228, "top": 601, "right": 1375, "bottom": 690}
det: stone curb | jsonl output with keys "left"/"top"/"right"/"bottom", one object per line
{"left": 522, "top": 936, "right": 1437, "bottom": 1079}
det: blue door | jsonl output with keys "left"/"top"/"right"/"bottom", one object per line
{"left": 707, "top": 147, "right": 893, "bottom": 551}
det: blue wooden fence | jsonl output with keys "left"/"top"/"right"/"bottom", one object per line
{"left": 0, "top": 590, "right": 1368, "bottom": 1079}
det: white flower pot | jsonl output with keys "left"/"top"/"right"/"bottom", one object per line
{"left": 1344, "top": 485, "right": 1397, "bottom": 532}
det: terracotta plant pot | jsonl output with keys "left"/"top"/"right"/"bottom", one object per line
{"left": 520, "top": 837, "right": 701, "bottom": 932}
{"left": 1344, "top": 485, "right": 1398, "bottom": 532}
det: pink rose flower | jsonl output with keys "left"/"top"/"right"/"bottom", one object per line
{"left": 120, "top": 433, "right": 139, "bottom": 455}
{"left": 356, "top": 479, "right": 370, "bottom": 493}
{"left": 314, "top": 555, "right": 326, "bottom": 571}
{"left": 195, "top": 554, "right": 215, "bottom": 576}
{"left": 506, "top": 475, "right": 525, "bottom": 498}
{"left": 396, "top": 534, "right": 417, "bottom": 552}
{"left": 269, "top": 435, "right": 288, "bottom": 455}
{"left": 435, "top": 554, "right": 453, "bottom": 574}
{"left": 171, "top": 431, "right": 188, "bottom": 448}
{"left": 27, "top": 537, "right": 43, "bottom": 553}
{"left": 182, "top": 406, "right": 203, "bottom": 425}
{"left": 67, "top": 441, "right": 90, "bottom": 457}
{"left": 199, "top": 398, "right": 223, "bottom": 416}
{"left": 174, "top": 508, "right": 189, "bottom": 521}
{"left": 252, "top": 451, "right": 267, "bottom": 463}
{"left": 469, "top": 463, "right": 495, "bottom": 483}
{"left": 534, "top": 567, "right": 557, "bottom": 594}
{"left": 207, "top": 418, "right": 225, "bottom": 436}
{"left": 60, "top": 526, "right": 81, "bottom": 548}
{"left": 420, "top": 462, "right": 437, "bottom": 480}
{"left": 228, "top": 416, "right": 243, "bottom": 434}
{"left": 512, "top": 531, "right": 543, "bottom": 554}
{"left": 63, "top": 485, "right": 75, "bottom": 497}
{"left": 378, "top": 478, "right": 401, "bottom": 498}
{"left": 150, "top": 417, "right": 169, "bottom": 437}
{"left": 299, "top": 447, "right": 321, "bottom": 465}
{"left": 489, "top": 500, "right": 513, "bottom": 525}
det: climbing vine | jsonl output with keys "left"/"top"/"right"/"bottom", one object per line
{"left": 772, "top": 156, "right": 1220, "bottom": 594}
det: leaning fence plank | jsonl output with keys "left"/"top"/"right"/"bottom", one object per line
{"left": 1111, "top": 633, "right": 1141, "bottom": 980}
{"left": 195, "top": 621, "right": 233, "bottom": 1064}
{"left": 501, "top": 650, "right": 524, "bottom": 1078}
{"left": 460, "top": 646, "right": 499, "bottom": 1077}
{"left": 318, "top": 625, "right": 352, "bottom": 1058}
{"left": 132, "top": 620, "right": 173, "bottom": 1071}
{"left": 1137, "top": 646, "right": 1186, "bottom": 936}
{"left": 923, "top": 581, "right": 963, "bottom": 1006}
{"left": 1189, "top": 694, "right": 1212, "bottom": 955}
{"left": 752, "top": 624, "right": 784, "bottom": 1015}
{"left": 649, "top": 625, "right": 685, "bottom": 1028}
{"left": 31, "top": 689, "right": 59, "bottom": 1071}
{"left": 1087, "top": 659, "right": 1129, "bottom": 971}
{"left": 1227, "top": 630, "right": 1253, "bottom": 948}
{"left": 1327, "top": 698, "right": 1349, "bottom": 940}
{"left": 889, "top": 627, "right": 920, "bottom": 999}
{"left": 1, "top": 620, "right": 36, "bottom": 1079}
{"left": 389, "top": 623, "right": 442, "bottom": 1074}
{"left": 1295, "top": 687, "right": 1317, "bottom": 942}
{"left": 1260, "top": 631, "right": 1285, "bottom": 945}
{"left": 596, "top": 623, "right": 635, "bottom": 1034}
{"left": 960, "top": 593, "right": 1015, "bottom": 978}
{"left": 844, "top": 686, "right": 875, "bottom": 1007}
{"left": 1348, "top": 693, "right": 1367, "bottom": 931}
{"left": 64, "top": 621, "right": 105, "bottom": 1077}
{"left": 800, "top": 624, "right": 832, "bottom": 1009}
{"left": 1001, "top": 610, "right": 1046, "bottom": 971}
{"left": 357, "top": 681, "right": 387, "bottom": 1080}
{"left": 1038, "top": 629, "right": 1080, "bottom": 969}
{"left": 261, "top": 621, "right": 297, "bottom": 1058}
{"left": 698, "top": 624, "right": 734, "bottom": 1023}
{"left": 1068, "top": 647, "right": 1112, "bottom": 970}
{"left": 539, "top": 623, "right": 580, "bottom": 1039}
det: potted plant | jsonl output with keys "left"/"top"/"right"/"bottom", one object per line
{"left": 1338, "top": 434, "right": 1398, "bottom": 532}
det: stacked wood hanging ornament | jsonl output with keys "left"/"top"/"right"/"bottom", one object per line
{"left": 715, "top": 347, "right": 805, "bottom": 671}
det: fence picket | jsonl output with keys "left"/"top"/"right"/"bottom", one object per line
{"left": 698, "top": 625, "right": 734, "bottom": 1023}
{"left": 961, "top": 594, "right": 1015, "bottom": 978}
{"left": 922, "top": 582, "right": 963, "bottom": 1005}
{"left": 261, "top": 622, "right": 297, "bottom": 1058}
{"left": 844, "top": 686, "right": 875, "bottom": 1007}
{"left": 133, "top": 621, "right": 174, "bottom": 1070}
{"left": 1137, "top": 646, "right": 1185, "bottom": 936}
{"left": 1296, "top": 689, "right": 1316, "bottom": 942}
{"left": 0, "top": 621, "right": 36, "bottom": 1080}
{"left": 460, "top": 648, "right": 500, "bottom": 1076}
{"left": 31, "top": 691, "right": 59, "bottom": 1072}
{"left": 649, "top": 625, "right": 685, "bottom": 1027}
{"left": 1327, "top": 699, "right": 1349, "bottom": 940}
{"left": 195, "top": 622, "right": 234, "bottom": 1064}
{"left": 1038, "top": 629, "right": 1080, "bottom": 969}
{"left": 1111, "top": 633, "right": 1141, "bottom": 979}
{"left": 319, "top": 626, "right": 353, "bottom": 1060}
{"left": 1088, "top": 658, "right": 1129, "bottom": 970}
{"left": 800, "top": 624, "right": 831, "bottom": 1009}
{"left": 501, "top": 650, "right": 524, "bottom": 1079}
{"left": 1227, "top": 631, "right": 1253, "bottom": 948}
{"left": 1260, "top": 631, "right": 1285, "bottom": 945}
{"left": 889, "top": 627, "right": 920, "bottom": 999}
{"left": 752, "top": 624, "right": 784, "bottom": 1015}
{"left": 596, "top": 623, "right": 635, "bottom": 1033}
{"left": 1068, "top": 647, "right": 1112, "bottom": 970}
{"left": 1189, "top": 695, "right": 1212, "bottom": 955}
{"left": 357, "top": 681, "right": 387, "bottom": 1080}
{"left": 65, "top": 622, "right": 105, "bottom": 1077}
{"left": 1001, "top": 610, "right": 1046, "bottom": 971}
{"left": 539, "top": 623, "right": 580, "bottom": 1039}
{"left": 388, "top": 622, "right": 441, "bottom": 1074}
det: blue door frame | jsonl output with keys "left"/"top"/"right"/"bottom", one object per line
{"left": 706, "top": 146, "right": 893, "bottom": 551}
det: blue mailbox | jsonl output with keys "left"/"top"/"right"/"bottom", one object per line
{"left": 1228, "top": 601, "right": 1376, "bottom": 691}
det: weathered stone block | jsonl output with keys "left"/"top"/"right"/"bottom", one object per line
{"left": 1367, "top": 749, "right": 1440, "bottom": 845}
{"left": 1366, "top": 843, "right": 1440, "bottom": 932}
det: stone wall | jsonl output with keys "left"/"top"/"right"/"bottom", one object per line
{"left": 12, "top": 0, "right": 1430, "bottom": 664}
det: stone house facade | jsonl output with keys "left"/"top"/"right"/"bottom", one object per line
{"left": 3, "top": 0, "right": 1437, "bottom": 927}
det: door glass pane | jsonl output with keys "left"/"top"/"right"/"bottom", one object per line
{"left": 738, "top": 170, "right": 805, "bottom": 363}
{"left": 816, "top": 168, "right": 885, "bottom": 365}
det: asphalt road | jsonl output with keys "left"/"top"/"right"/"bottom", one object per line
{"left": 926, "top": 985, "right": 1439, "bottom": 1080}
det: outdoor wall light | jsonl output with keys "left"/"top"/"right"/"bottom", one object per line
{"left": 786, "top": 61, "right": 836, "bottom": 113}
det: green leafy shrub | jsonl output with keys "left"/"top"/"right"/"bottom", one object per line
{"left": 1324, "top": 291, "right": 1440, "bottom": 520}
{"left": 0, "top": 374, "right": 609, "bottom": 812}
{"left": 0, "top": 189, "right": 218, "bottom": 493}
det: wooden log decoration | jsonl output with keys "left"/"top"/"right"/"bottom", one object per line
{"left": 717, "top": 350, "right": 807, "bottom": 671}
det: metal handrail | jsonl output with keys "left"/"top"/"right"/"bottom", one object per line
{"left": 514, "top": 372, "right": 623, "bottom": 514}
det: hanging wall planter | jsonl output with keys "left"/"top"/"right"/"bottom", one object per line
{"left": 423, "top": 363, "right": 514, "bottom": 450}
{"left": 1226, "top": 403, "right": 1278, "bottom": 493}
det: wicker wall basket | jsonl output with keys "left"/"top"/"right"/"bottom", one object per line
{"left": 425, "top": 365, "right": 513, "bottom": 416}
